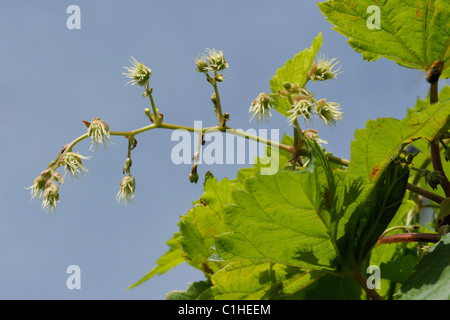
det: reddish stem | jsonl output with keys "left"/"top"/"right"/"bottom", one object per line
{"left": 429, "top": 81, "right": 450, "bottom": 197}
{"left": 375, "top": 233, "right": 440, "bottom": 246}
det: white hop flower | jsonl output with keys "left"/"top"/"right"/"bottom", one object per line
{"left": 249, "top": 93, "right": 273, "bottom": 123}
{"left": 61, "top": 152, "right": 90, "bottom": 179}
{"left": 195, "top": 49, "right": 229, "bottom": 73}
{"left": 41, "top": 180, "right": 60, "bottom": 213}
{"left": 87, "top": 117, "right": 111, "bottom": 151}
{"left": 287, "top": 98, "right": 315, "bottom": 126}
{"left": 123, "top": 57, "right": 152, "bottom": 87}
{"left": 116, "top": 174, "right": 136, "bottom": 205}
{"left": 314, "top": 98, "right": 343, "bottom": 127}
{"left": 308, "top": 55, "right": 342, "bottom": 82}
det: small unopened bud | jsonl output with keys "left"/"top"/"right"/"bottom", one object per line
{"left": 52, "top": 171, "right": 64, "bottom": 184}
{"left": 278, "top": 90, "right": 290, "bottom": 97}
{"left": 282, "top": 82, "right": 299, "bottom": 93}
{"left": 211, "top": 93, "right": 217, "bottom": 105}
{"left": 215, "top": 73, "right": 225, "bottom": 82}
{"left": 189, "top": 164, "right": 199, "bottom": 184}
{"left": 195, "top": 58, "right": 209, "bottom": 73}
{"left": 123, "top": 157, "right": 132, "bottom": 174}
{"left": 422, "top": 170, "right": 442, "bottom": 190}
{"left": 303, "top": 129, "right": 328, "bottom": 145}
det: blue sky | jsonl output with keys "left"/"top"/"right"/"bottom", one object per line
{"left": 0, "top": 0, "right": 443, "bottom": 299}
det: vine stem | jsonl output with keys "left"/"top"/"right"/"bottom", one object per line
{"left": 212, "top": 71, "right": 225, "bottom": 128}
{"left": 429, "top": 81, "right": 450, "bottom": 197}
{"left": 352, "top": 271, "right": 383, "bottom": 300}
{"left": 406, "top": 182, "right": 444, "bottom": 204}
{"left": 53, "top": 115, "right": 443, "bottom": 205}
{"left": 375, "top": 233, "right": 440, "bottom": 246}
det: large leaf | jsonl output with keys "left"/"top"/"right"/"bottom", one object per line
{"left": 334, "top": 161, "right": 410, "bottom": 267}
{"left": 179, "top": 176, "right": 232, "bottom": 275}
{"left": 347, "top": 85, "right": 450, "bottom": 186}
{"left": 206, "top": 261, "right": 325, "bottom": 300}
{"left": 269, "top": 33, "right": 323, "bottom": 116}
{"left": 215, "top": 169, "right": 338, "bottom": 271}
{"left": 300, "top": 273, "right": 362, "bottom": 300}
{"left": 305, "top": 137, "right": 410, "bottom": 267}
{"left": 166, "top": 280, "right": 212, "bottom": 300}
{"left": 397, "top": 233, "right": 450, "bottom": 300}
{"left": 318, "top": 0, "right": 450, "bottom": 78}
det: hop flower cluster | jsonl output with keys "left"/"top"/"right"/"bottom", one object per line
{"left": 28, "top": 168, "right": 63, "bottom": 213}
{"left": 28, "top": 150, "right": 91, "bottom": 213}
{"left": 60, "top": 152, "right": 90, "bottom": 179}
{"left": 274, "top": 83, "right": 343, "bottom": 128}
{"left": 123, "top": 57, "right": 152, "bottom": 87}
{"left": 286, "top": 90, "right": 316, "bottom": 126}
{"left": 249, "top": 93, "right": 273, "bottom": 124}
{"left": 314, "top": 98, "right": 343, "bottom": 127}
{"left": 307, "top": 55, "right": 342, "bottom": 82}
{"left": 116, "top": 174, "right": 136, "bottom": 205}
{"left": 195, "top": 49, "right": 229, "bottom": 73}
{"left": 288, "top": 97, "right": 342, "bottom": 127}
{"left": 87, "top": 117, "right": 110, "bottom": 151}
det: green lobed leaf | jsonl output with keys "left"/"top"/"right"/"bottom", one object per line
{"left": 356, "top": 161, "right": 411, "bottom": 262}
{"left": 305, "top": 137, "right": 411, "bottom": 267}
{"left": 347, "top": 85, "right": 450, "bottom": 187}
{"left": 206, "top": 261, "right": 325, "bottom": 300}
{"left": 397, "top": 233, "right": 450, "bottom": 300}
{"left": 269, "top": 33, "right": 323, "bottom": 116}
{"left": 318, "top": 0, "right": 450, "bottom": 78}
{"left": 179, "top": 176, "right": 232, "bottom": 275}
{"left": 215, "top": 169, "right": 338, "bottom": 271}
{"left": 166, "top": 280, "right": 212, "bottom": 300}
{"left": 379, "top": 253, "right": 419, "bottom": 283}
{"left": 299, "top": 273, "right": 363, "bottom": 300}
